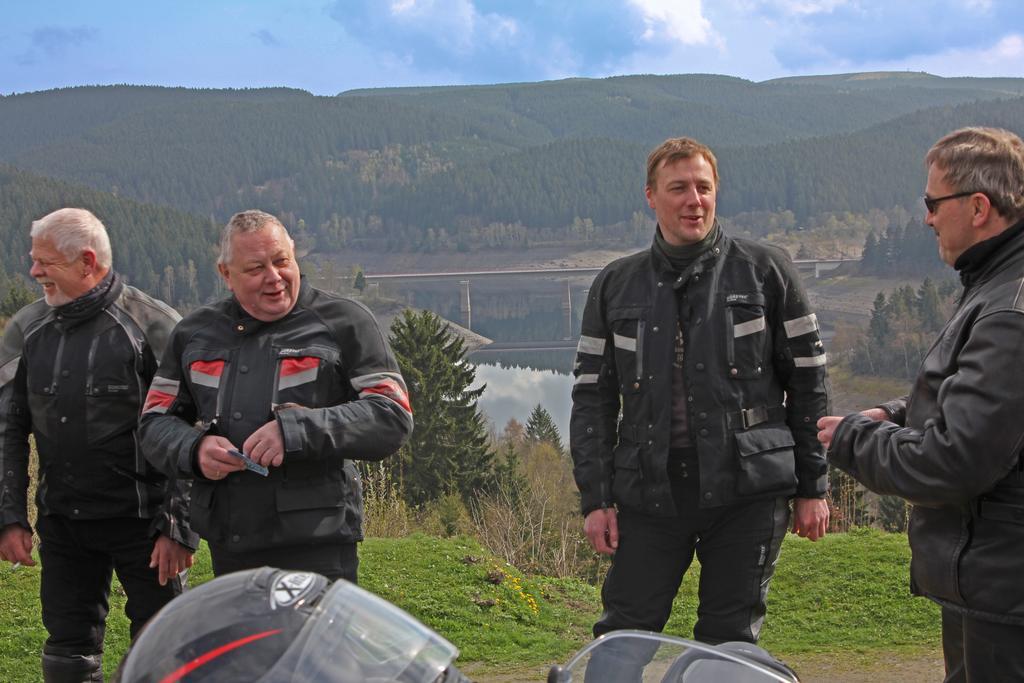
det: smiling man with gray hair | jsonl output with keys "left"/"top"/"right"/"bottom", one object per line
{"left": 140, "top": 209, "right": 413, "bottom": 583}
{"left": 0, "top": 207, "right": 196, "bottom": 683}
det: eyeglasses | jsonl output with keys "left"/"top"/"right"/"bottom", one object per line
{"left": 923, "top": 190, "right": 979, "bottom": 214}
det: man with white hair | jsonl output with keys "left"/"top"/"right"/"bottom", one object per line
{"left": 0, "top": 208, "right": 196, "bottom": 682}
{"left": 140, "top": 210, "right": 412, "bottom": 582}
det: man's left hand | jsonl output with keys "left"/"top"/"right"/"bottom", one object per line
{"left": 243, "top": 420, "right": 286, "bottom": 468}
{"left": 150, "top": 535, "right": 194, "bottom": 586}
{"left": 792, "top": 498, "right": 829, "bottom": 541}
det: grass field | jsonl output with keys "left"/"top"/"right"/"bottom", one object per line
{"left": 0, "top": 528, "right": 939, "bottom": 681}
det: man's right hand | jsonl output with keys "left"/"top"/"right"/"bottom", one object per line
{"left": 584, "top": 507, "right": 619, "bottom": 555}
{"left": 0, "top": 524, "right": 35, "bottom": 567}
{"left": 197, "top": 435, "right": 246, "bottom": 480}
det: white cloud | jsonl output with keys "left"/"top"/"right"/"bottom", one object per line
{"left": 835, "top": 31, "right": 1024, "bottom": 80}
{"left": 381, "top": 0, "right": 517, "bottom": 55}
{"left": 992, "top": 33, "right": 1024, "bottom": 58}
{"left": 389, "top": 0, "right": 417, "bottom": 13}
{"left": 769, "top": 0, "right": 849, "bottom": 15}
{"left": 627, "top": 0, "right": 716, "bottom": 45}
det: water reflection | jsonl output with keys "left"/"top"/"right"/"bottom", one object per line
{"left": 471, "top": 362, "right": 574, "bottom": 440}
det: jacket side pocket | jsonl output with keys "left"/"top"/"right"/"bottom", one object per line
{"left": 611, "top": 442, "right": 644, "bottom": 510}
{"left": 734, "top": 425, "right": 797, "bottom": 496}
{"left": 189, "top": 481, "right": 220, "bottom": 541}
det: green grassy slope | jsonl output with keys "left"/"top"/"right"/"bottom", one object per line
{"left": 0, "top": 529, "right": 939, "bottom": 681}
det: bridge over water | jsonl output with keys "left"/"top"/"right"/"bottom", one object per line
{"left": 365, "top": 258, "right": 857, "bottom": 351}
{"left": 364, "top": 258, "right": 855, "bottom": 283}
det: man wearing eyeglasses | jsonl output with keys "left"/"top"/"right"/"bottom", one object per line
{"left": 818, "top": 127, "right": 1024, "bottom": 682}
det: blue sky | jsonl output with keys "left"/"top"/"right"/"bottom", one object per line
{"left": 2, "top": 1, "right": 1023, "bottom": 95}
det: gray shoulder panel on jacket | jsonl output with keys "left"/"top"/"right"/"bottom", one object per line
{"left": 0, "top": 299, "right": 52, "bottom": 385}
{"left": 116, "top": 286, "right": 182, "bottom": 361}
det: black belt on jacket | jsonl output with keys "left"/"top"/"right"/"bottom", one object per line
{"left": 725, "top": 405, "right": 787, "bottom": 430}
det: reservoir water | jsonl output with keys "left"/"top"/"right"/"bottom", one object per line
{"left": 379, "top": 273, "right": 840, "bottom": 445}
{"left": 469, "top": 354, "right": 575, "bottom": 441}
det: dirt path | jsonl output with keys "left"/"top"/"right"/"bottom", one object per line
{"left": 786, "top": 651, "right": 944, "bottom": 682}
{"left": 461, "top": 650, "right": 945, "bottom": 681}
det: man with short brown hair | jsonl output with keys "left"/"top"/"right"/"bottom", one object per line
{"left": 571, "top": 137, "right": 830, "bottom": 663}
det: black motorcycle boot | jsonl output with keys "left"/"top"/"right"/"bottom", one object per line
{"left": 42, "top": 652, "right": 103, "bottom": 683}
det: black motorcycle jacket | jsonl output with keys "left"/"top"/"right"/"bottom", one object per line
{"left": 571, "top": 226, "right": 830, "bottom": 517}
{"left": 139, "top": 281, "right": 413, "bottom": 551}
{"left": 829, "top": 218, "right": 1024, "bottom": 624}
{"left": 0, "top": 275, "right": 197, "bottom": 549}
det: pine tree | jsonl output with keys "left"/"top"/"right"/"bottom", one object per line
{"left": 860, "top": 232, "right": 881, "bottom": 273}
{"left": 917, "top": 278, "right": 944, "bottom": 332}
{"left": 0, "top": 275, "right": 35, "bottom": 317}
{"left": 388, "top": 309, "right": 495, "bottom": 506}
{"left": 868, "top": 292, "right": 890, "bottom": 346}
{"left": 525, "top": 404, "right": 564, "bottom": 455}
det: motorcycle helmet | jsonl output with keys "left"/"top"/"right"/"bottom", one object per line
{"left": 114, "top": 567, "right": 465, "bottom": 682}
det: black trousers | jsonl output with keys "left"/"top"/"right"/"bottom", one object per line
{"left": 207, "top": 541, "right": 359, "bottom": 583}
{"left": 594, "top": 462, "right": 790, "bottom": 645}
{"left": 37, "top": 515, "right": 184, "bottom": 657}
{"left": 941, "top": 607, "right": 1024, "bottom": 682}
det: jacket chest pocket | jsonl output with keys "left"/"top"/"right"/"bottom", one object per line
{"left": 273, "top": 346, "right": 340, "bottom": 408}
{"left": 608, "top": 306, "right": 649, "bottom": 394}
{"left": 84, "top": 330, "right": 141, "bottom": 399}
{"left": 723, "top": 293, "right": 768, "bottom": 380}
{"left": 84, "top": 332, "right": 143, "bottom": 443}
{"left": 183, "top": 349, "right": 233, "bottom": 423}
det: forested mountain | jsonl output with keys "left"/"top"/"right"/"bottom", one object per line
{"left": 720, "top": 96, "right": 1024, "bottom": 218}
{"left": 343, "top": 71, "right": 1024, "bottom": 144}
{"left": 1, "top": 72, "right": 1022, "bottom": 255}
{"left": 344, "top": 96, "right": 1024, "bottom": 243}
{"left": 0, "top": 164, "right": 220, "bottom": 308}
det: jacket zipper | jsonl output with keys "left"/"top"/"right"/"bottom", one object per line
{"left": 635, "top": 320, "right": 645, "bottom": 382}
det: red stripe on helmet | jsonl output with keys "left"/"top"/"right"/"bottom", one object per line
{"left": 158, "top": 629, "right": 282, "bottom": 683}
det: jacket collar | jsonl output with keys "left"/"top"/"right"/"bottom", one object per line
{"left": 226, "top": 276, "right": 311, "bottom": 334}
{"left": 54, "top": 270, "right": 122, "bottom": 328}
{"left": 650, "top": 220, "right": 727, "bottom": 282}
{"left": 955, "top": 217, "right": 1024, "bottom": 289}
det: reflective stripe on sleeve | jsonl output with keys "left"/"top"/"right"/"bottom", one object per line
{"left": 793, "top": 353, "right": 827, "bottom": 368}
{"left": 143, "top": 376, "right": 180, "bottom": 414}
{"left": 577, "top": 335, "right": 606, "bottom": 356}
{"left": 574, "top": 373, "right": 599, "bottom": 385}
{"left": 784, "top": 313, "right": 819, "bottom": 339}
{"left": 351, "top": 372, "right": 413, "bottom": 415}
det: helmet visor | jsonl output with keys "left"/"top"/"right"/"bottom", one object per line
{"left": 266, "top": 580, "right": 460, "bottom": 682}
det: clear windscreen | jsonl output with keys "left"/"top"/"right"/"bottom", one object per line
{"left": 553, "top": 630, "right": 798, "bottom": 683}
{"left": 265, "top": 580, "right": 461, "bottom": 682}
